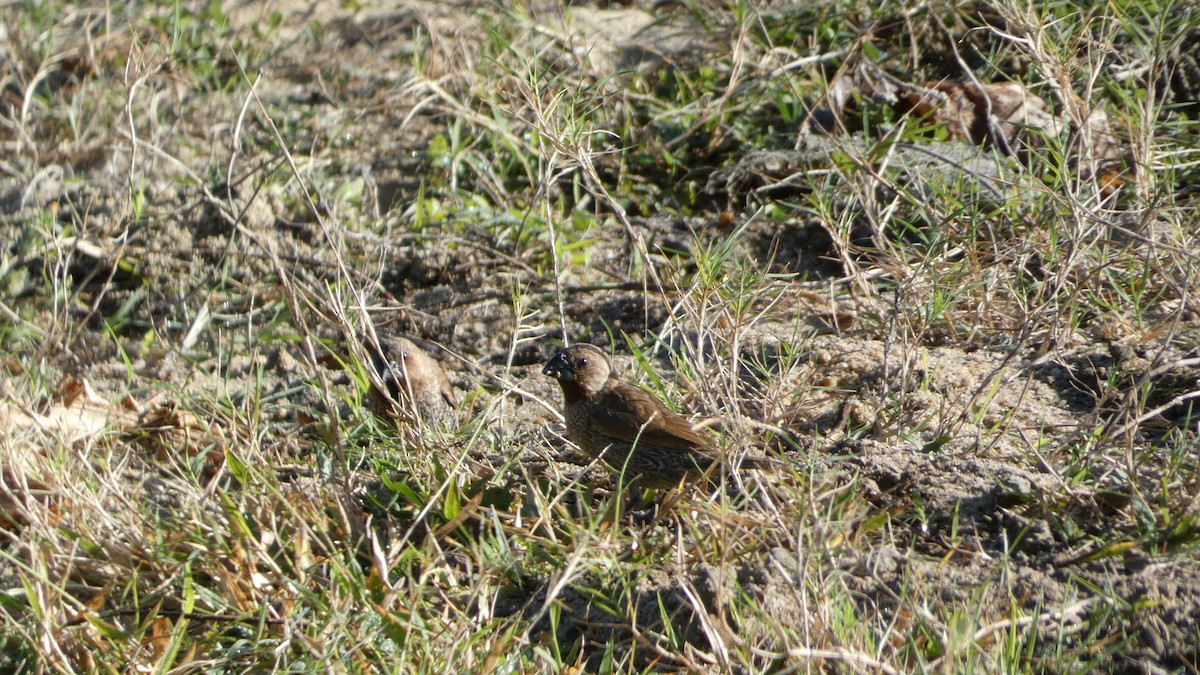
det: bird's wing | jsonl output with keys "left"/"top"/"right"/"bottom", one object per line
{"left": 419, "top": 354, "right": 457, "bottom": 407}
{"left": 589, "top": 384, "right": 712, "bottom": 451}
{"left": 435, "top": 371, "right": 457, "bottom": 408}
{"left": 406, "top": 350, "right": 457, "bottom": 407}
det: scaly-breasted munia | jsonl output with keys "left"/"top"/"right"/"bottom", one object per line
{"left": 543, "top": 343, "right": 774, "bottom": 488}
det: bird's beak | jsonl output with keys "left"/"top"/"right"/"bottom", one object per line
{"left": 542, "top": 352, "right": 574, "bottom": 382}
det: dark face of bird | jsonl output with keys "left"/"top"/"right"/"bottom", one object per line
{"left": 542, "top": 343, "right": 613, "bottom": 398}
{"left": 370, "top": 338, "right": 407, "bottom": 390}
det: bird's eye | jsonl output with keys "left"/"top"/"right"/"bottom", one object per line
{"left": 578, "top": 357, "right": 588, "bottom": 367}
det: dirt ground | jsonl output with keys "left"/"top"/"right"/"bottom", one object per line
{"left": 2, "top": 0, "right": 1199, "bottom": 671}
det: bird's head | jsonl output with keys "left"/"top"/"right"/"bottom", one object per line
{"left": 542, "top": 343, "right": 613, "bottom": 399}
{"left": 369, "top": 336, "right": 455, "bottom": 405}
{"left": 367, "top": 336, "right": 418, "bottom": 396}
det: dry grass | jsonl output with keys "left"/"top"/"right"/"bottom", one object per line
{"left": 0, "top": 0, "right": 1198, "bottom": 671}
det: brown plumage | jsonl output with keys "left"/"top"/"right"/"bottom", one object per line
{"left": 542, "top": 343, "right": 774, "bottom": 488}
{"left": 365, "top": 336, "right": 457, "bottom": 426}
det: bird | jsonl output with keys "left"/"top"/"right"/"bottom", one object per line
{"left": 542, "top": 343, "right": 775, "bottom": 489}
{"left": 364, "top": 335, "right": 457, "bottom": 426}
